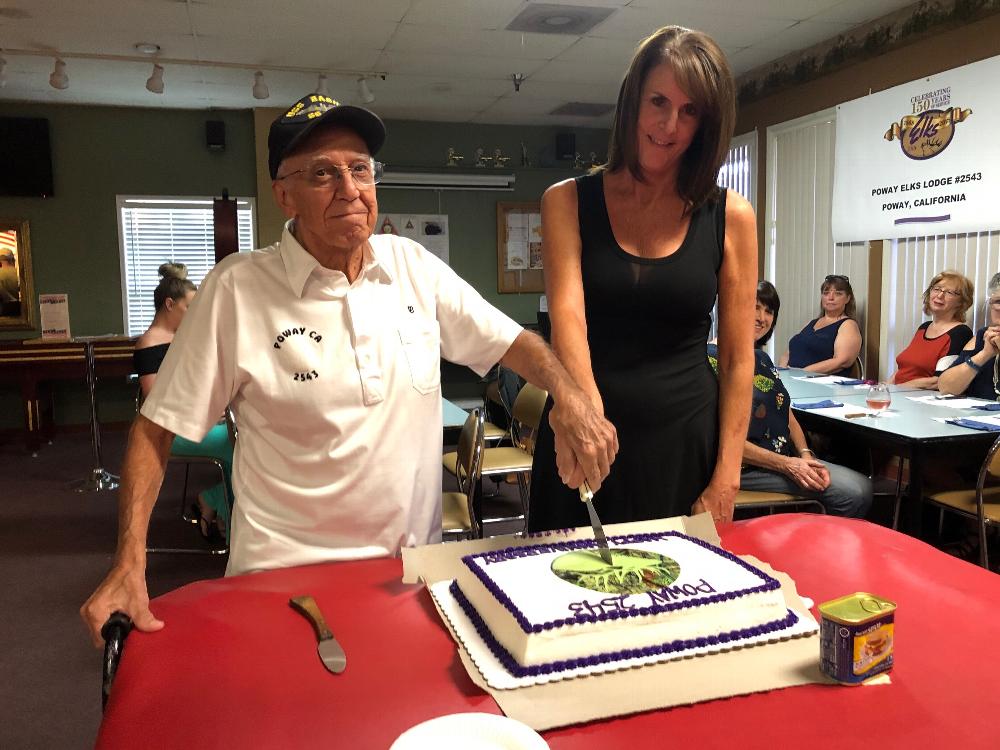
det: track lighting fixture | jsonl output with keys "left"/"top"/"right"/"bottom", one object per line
{"left": 511, "top": 73, "right": 526, "bottom": 93}
{"left": 49, "top": 59, "right": 68, "bottom": 90}
{"left": 252, "top": 70, "right": 269, "bottom": 100}
{"left": 315, "top": 73, "right": 330, "bottom": 96}
{"left": 145, "top": 63, "right": 164, "bottom": 94}
{"left": 357, "top": 76, "right": 375, "bottom": 104}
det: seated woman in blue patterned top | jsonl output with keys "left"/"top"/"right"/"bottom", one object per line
{"left": 708, "top": 281, "right": 871, "bottom": 517}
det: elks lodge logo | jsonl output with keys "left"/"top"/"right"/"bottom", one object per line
{"left": 884, "top": 86, "right": 972, "bottom": 161}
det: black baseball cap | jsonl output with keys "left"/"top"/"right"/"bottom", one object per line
{"left": 268, "top": 94, "right": 386, "bottom": 179}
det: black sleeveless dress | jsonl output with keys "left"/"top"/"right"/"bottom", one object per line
{"left": 529, "top": 173, "right": 725, "bottom": 531}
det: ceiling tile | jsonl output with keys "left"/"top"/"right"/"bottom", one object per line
{"left": 402, "top": 0, "right": 526, "bottom": 30}
{"left": 376, "top": 50, "right": 548, "bottom": 80}
{"left": 387, "top": 25, "right": 579, "bottom": 60}
{"left": 810, "top": 0, "right": 916, "bottom": 24}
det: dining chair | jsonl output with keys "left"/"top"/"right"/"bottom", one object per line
{"left": 136, "top": 381, "right": 235, "bottom": 555}
{"left": 442, "top": 408, "right": 485, "bottom": 541}
{"left": 444, "top": 383, "right": 548, "bottom": 534}
{"left": 847, "top": 356, "right": 864, "bottom": 379}
{"left": 923, "top": 434, "right": 1000, "bottom": 569}
{"left": 733, "top": 489, "right": 825, "bottom": 517}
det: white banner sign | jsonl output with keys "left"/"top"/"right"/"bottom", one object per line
{"left": 832, "top": 54, "right": 1000, "bottom": 242}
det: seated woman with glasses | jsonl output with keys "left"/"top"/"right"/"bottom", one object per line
{"left": 779, "top": 274, "right": 862, "bottom": 376}
{"left": 133, "top": 262, "right": 233, "bottom": 542}
{"left": 939, "top": 271, "right": 1000, "bottom": 400}
{"left": 890, "top": 271, "right": 973, "bottom": 389}
{"left": 708, "top": 281, "right": 871, "bottom": 517}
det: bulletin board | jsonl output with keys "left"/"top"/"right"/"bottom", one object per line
{"left": 496, "top": 202, "right": 544, "bottom": 294}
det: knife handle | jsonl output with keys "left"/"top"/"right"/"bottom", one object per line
{"left": 289, "top": 595, "right": 334, "bottom": 641}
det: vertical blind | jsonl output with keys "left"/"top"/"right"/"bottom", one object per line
{"left": 118, "top": 197, "right": 255, "bottom": 336}
{"left": 764, "top": 110, "right": 870, "bottom": 362}
{"left": 880, "top": 230, "right": 1000, "bottom": 378}
{"left": 711, "top": 130, "right": 758, "bottom": 340}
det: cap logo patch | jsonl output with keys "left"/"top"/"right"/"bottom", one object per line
{"left": 284, "top": 95, "right": 339, "bottom": 122}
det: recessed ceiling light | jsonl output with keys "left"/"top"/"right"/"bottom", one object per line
{"left": 544, "top": 15, "right": 574, "bottom": 26}
{"left": 134, "top": 42, "right": 161, "bottom": 55}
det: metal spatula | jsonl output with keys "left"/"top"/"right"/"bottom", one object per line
{"left": 290, "top": 595, "right": 347, "bottom": 674}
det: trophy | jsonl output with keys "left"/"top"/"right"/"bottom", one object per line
{"left": 445, "top": 147, "right": 464, "bottom": 167}
{"left": 493, "top": 148, "right": 510, "bottom": 168}
{"left": 474, "top": 147, "right": 493, "bottom": 168}
{"left": 573, "top": 152, "right": 585, "bottom": 170}
{"left": 589, "top": 152, "right": 601, "bottom": 168}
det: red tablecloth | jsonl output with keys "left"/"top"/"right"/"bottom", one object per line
{"left": 97, "top": 515, "right": 1000, "bottom": 749}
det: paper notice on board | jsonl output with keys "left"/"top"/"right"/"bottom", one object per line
{"left": 506, "top": 240, "right": 528, "bottom": 270}
{"left": 40, "top": 293, "right": 71, "bottom": 340}
{"left": 528, "top": 213, "right": 543, "bottom": 269}
{"left": 379, "top": 213, "right": 449, "bottom": 264}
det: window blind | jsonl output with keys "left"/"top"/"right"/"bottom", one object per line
{"left": 717, "top": 130, "right": 757, "bottom": 210}
{"left": 118, "top": 197, "right": 255, "bottom": 336}
{"left": 710, "top": 131, "right": 758, "bottom": 341}
{"left": 880, "top": 230, "right": 1000, "bottom": 378}
{"left": 764, "top": 110, "right": 869, "bottom": 362}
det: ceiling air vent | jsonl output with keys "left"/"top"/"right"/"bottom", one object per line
{"left": 549, "top": 102, "right": 615, "bottom": 117}
{"left": 505, "top": 3, "right": 615, "bottom": 35}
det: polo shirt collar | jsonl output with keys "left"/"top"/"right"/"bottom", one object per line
{"left": 279, "top": 221, "right": 392, "bottom": 298}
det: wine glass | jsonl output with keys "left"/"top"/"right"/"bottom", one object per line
{"left": 866, "top": 382, "right": 891, "bottom": 418}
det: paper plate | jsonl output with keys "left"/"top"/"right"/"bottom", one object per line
{"left": 390, "top": 713, "right": 549, "bottom": 750}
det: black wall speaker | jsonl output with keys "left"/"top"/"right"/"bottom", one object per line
{"left": 555, "top": 132, "right": 575, "bottom": 160}
{"left": 206, "top": 120, "right": 226, "bottom": 151}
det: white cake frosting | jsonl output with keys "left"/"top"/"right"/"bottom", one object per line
{"left": 450, "top": 531, "right": 797, "bottom": 677}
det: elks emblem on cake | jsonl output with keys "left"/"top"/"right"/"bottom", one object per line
{"left": 551, "top": 548, "right": 680, "bottom": 594}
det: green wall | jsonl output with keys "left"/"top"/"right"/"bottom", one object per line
{"left": 373, "top": 121, "right": 608, "bottom": 324}
{"left": 0, "top": 102, "right": 256, "bottom": 429}
{"left": 0, "top": 100, "right": 608, "bottom": 431}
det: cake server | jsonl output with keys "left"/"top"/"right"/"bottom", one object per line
{"left": 579, "top": 480, "right": 614, "bottom": 565}
{"left": 290, "top": 595, "right": 347, "bottom": 674}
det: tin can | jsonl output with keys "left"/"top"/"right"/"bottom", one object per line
{"left": 819, "top": 592, "right": 896, "bottom": 684}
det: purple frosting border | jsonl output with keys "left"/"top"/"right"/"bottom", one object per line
{"left": 449, "top": 579, "right": 800, "bottom": 678}
{"left": 460, "top": 531, "right": 782, "bottom": 635}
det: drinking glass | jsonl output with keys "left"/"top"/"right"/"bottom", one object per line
{"left": 866, "top": 382, "right": 891, "bottom": 418}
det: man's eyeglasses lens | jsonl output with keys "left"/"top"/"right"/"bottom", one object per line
{"left": 989, "top": 298, "right": 1000, "bottom": 310}
{"left": 280, "top": 160, "right": 383, "bottom": 187}
{"left": 930, "top": 286, "right": 960, "bottom": 298}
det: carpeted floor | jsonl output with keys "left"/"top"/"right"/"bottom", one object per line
{"left": 0, "top": 425, "right": 526, "bottom": 748}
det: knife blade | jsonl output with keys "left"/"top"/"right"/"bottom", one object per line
{"left": 290, "top": 595, "right": 347, "bottom": 674}
{"left": 578, "top": 481, "right": 614, "bottom": 566}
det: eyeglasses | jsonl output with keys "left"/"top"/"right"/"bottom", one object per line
{"left": 989, "top": 298, "right": 1000, "bottom": 310}
{"left": 276, "top": 159, "right": 383, "bottom": 188}
{"left": 824, "top": 274, "right": 850, "bottom": 283}
{"left": 929, "top": 286, "right": 961, "bottom": 298}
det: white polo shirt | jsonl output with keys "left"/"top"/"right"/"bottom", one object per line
{"left": 141, "top": 224, "right": 522, "bottom": 575}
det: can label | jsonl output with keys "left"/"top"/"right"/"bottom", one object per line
{"left": 820, "top": 613, "right": 894, "bottom": 684}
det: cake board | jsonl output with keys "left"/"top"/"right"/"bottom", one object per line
{"left": 401, "top": 513, "right": 832, "bottom": 732}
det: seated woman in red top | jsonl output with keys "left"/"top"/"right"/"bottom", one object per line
{"left": 890, "top": 271, "right": 973, "bottom": 389}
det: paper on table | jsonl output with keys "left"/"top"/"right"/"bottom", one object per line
{"left": 791, "top": 375, "right": 844, "bottom": 385}
{"left": 800, "top": 406, "right": 900, "bottom": 419}
{"left": 906, "top": 395, "right": 993, "bottom": 409}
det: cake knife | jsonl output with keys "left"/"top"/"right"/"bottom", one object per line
{"left": 579, "top": 480, "right": 614, "bottom": 566}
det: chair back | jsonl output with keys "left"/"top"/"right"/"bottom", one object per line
{"left": 981, "top": 434, "right": 1000, "bottom": 484}
{"left": 847, "top": 356, "right": 864, "bottom": 379}
{"left": 455, "top": 408, "right": 485, "bottom": 495}
{"left": 511, "top": 383, "right": 548, "bottom": 455}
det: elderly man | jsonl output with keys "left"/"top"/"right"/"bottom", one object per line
{"left": 81, "top": 95, "right": 618, "bottom": 645}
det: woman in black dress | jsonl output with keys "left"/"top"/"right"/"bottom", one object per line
{"left": 530, "top": 26, "right": 757, "bottom": 530}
